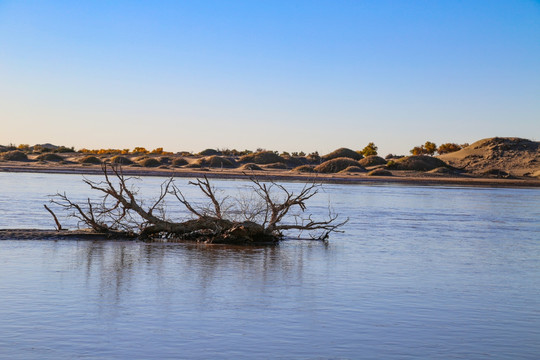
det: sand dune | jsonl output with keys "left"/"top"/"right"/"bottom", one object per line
{"left": 438, "top": 137, "right": 540, "bottom": 177}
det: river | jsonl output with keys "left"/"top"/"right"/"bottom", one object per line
{"left": 0, "top": 172, "right": 539, "bottom": 359}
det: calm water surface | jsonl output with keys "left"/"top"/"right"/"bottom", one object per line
{"left": 0, "top": 173, "right": 539, "bottom": 359}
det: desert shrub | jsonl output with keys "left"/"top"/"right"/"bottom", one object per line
{"left": 392, "top": 156, "right": 449, "bottom": 171}
{"left": 437, "top": 143, "right": 462, "bottom": 154}
{"left": 199, "top": 149, "right": 220, "bottom": 156}
{"left": 306, "top": 152, "right": 321, "bottom": 163}
{"left": 197, "top": 156, "right": 235, "bottom": 168}
{"left": 37, "top": 153, "right": 64, "bottom": 162}
{"left": 54, "top": 146, "right": 75, "bottom": 153}
{"left": 322, "top": 148, "right": 363, "bottom": 161}
{"left": 240, "top": 163, "right": 263, "bottom": 171}
{"left": 284, "top": 156, "right": 308, "bottom": 167}
{"left": 367, "top": 168, "right": 393, "bottom": 176}
{"left": 338, "top": 166, "right": 366, "bottom": 173}
{"left": 172, "top": 157, "right": 188, "bottom": 167}
{"left": 263, "top": 162, "right": 288, "bottom": 169}
{"left": 110, "top": 156, "right": 133, "bottom": 165}
{"left": 159, "top": 156, "right": 171, "bottom": 164}
{"left": 410, "top": 141, "right": 437, "bottom": 156}
{"left": 33, "top": 146, "right": 52, "bottom": 153}
{"left": 292, "top": 165, "right": 316, "bottom": 173}
{"left": 239, "top": 151, "right": 285, "bottom": 164}
{"left": 1, "top": 150, "right": 29, "bottom": 161}
{"left": 359, "top": 142, "right": 378, "bottom": 156}
{"left": 315, "top": 157, "right": 364, "bottom": 173}
{"left": 132, "top": 147, "right": 149, "bottom": 154}
{"left": 139, "top": 158, "right": 161, "bottom": 167}
{"left": 79, "top": 156, "right": 101, "bottom": 165}
{"left": 358, "top": 155, "right": 387, "bottom": 167}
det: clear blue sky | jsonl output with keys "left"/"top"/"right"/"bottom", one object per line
{"left": 1, "top": 0, "right": 539, "bottom": 155}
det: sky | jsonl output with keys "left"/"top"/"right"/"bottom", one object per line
{"left": 0, "top": 0, "right": 539, "bottom": 155}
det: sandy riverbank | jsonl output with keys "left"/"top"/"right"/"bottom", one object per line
{"left": 1, "top": 162, "right": 539, "bottom": 188}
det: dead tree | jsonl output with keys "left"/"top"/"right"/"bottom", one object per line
{"left": 47, "top": 163, "right": 347, "bottom": 244}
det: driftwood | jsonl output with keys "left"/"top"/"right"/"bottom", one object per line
{"left": 46, "top": 164, "right": 347, "bottom": 244}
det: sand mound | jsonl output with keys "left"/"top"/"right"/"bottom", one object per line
{"left": 358, "top": 155, "right": 387, "bottom": 167}
{"left": 240, "top": 151, "right": 285, "bottom": 164}
{"left": 198, "top": 149, "right": 220, "bottom": 156}
{"left": 427, "top": 167, "right": 461, "bottom": 175}
{"left": 367, "top": 168, "right": 392, "bottom": 176}
{"left": 110, "top": 156, "right": 133, "bottom": 165}
{"left": 79, "top": 156, "right": 101, "bottom": 165}
{"left": 315, "top": 158, "right": 364, "bottom": 173}
{"left": 339, "top": 166, "right": 366, "bottom": 174}
{"left": 172, "top": 157, "right": 188, "bottom": 167}
{"left": 322, "top": 148, "right": 363, "bottom": 161}
{"left": 139, "top": 158, "right": 161, "bottom": 167}
{"left": 389, "top": 155, "right": 449, "bottom": 171}
{"left": 292, "top": 165, "right": 316, "bottom": 173}
{"left": 1, "top": 150, "right": 29, "bottom": 161}
{"left": 197, "top": 156, "right": 236, "bottom": 168}
{"left": 263, "top": 162, "right": 288, "bottom": 169}
{"left": 438, "top": 137, "right": 540, "bottom": 176}
{"left": 240, "top": 163, "right": 263, "bottom": 171}
{"left": 36, "top": 153, "right": 64, "bottom": 162}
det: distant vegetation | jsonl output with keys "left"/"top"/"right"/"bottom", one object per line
{"left": 410, "top": 141, "right": 470, "bottom": 156}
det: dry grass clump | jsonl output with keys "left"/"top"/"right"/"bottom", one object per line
{"left": 292, "top": 165, "right": 316, "bottom": 173}
{"left": 314, "top": 157, "right": 364, "bottom": 173}
{"left": 139, "top": 158, "right": 161, "bottom": 167}
{"left": 388, "top": 155, "right": 449, "bottom": 171}
{"left": 79, "top": 156, "right": 101, "bottom": 165}
{"left": 240, "top": 163, "right": 263, "bottom": 171}
{"left": 37, "top": 153, "right": 64, "bottom": 162}
{"left": 239, "top": 151, "right": 285, "bottom": 165}
{"left": 172, "top": 157, "right": 188, "bottom": 167}
{"left": 339, "top": 166, "right": 366, "bottom": 174}
{"left": 367, "top": 168, "right": 392, "bottom": 176}
{"left": 262, "top": 162, "right": 288, "bottom": 169}
{"left": 197, "top": 156, "right": 235, "bottom": 168}
{"left": 1, "top": 150, "right": 29, "bottom": 161}
{"left": 110, "top": 156, "right": 133, "bottom": 165}
{"left": 358, "top": 155, "right": 387, "bottom": 167}
{"left": 322, "top": 148, "right": 363, "bottom": 161}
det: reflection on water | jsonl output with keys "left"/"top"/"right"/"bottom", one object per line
{"left": 1, "top": 173, "right": 540, "bottom": 359}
